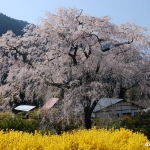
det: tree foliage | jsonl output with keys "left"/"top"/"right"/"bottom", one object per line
{"left": 0, "top": 7, "right": 150, "bottom": 128}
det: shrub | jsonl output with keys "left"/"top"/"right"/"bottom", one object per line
{"left": 0, "top": 117, "right": 39, "bottom": 133}
{"left": 28, "top": 109, "right": 39, "bottom": 120}
{"left": 0, "top": 111, "right": 39, "bottom": 133}
{"left": 0, "top": 111, "right": 14, "bottom": 120}
{"left": 0, "top": 128, "right": 148, "bottom": 149}
{"left": 108, "top": 113, "right": 150, "bottom": 140}
{"left": 39, "top": 109, "right": 82, "bottom": 133}
{"left": 51, "top": 119, "right": 79, "bottom": 133}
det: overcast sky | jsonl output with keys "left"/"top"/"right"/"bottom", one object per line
{"left": 0, "top": 0, "right": 150, "bottom": 29}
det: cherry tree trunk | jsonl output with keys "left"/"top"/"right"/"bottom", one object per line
{"left": 84, "top": 106, "right": 92, "bottom": 129}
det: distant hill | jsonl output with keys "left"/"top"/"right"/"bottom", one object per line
{"left": 0, "top": 13, "right": 29, "bottom": 36}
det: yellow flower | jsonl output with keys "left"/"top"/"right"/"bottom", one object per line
{"left": 0, "top": 128, "right": 148, "bottom": 150}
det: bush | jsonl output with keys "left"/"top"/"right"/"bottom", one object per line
{"left": 0, "top": 111, "right": 39, "bottom": 133}
{"left": 28, "top": 109, "right": 39, "bottom": 120}
{"left": 39, "top": 109, "right": 82, "bottom": 133}
{"left": 108, "top": 113, "right": 150, "bottom": 140}
{"left": 52, "top": 119, "right": 79, "bottom": 133}
{"left": 0, "top": 128, "right": 148, "bottom": 149}
{"left": 0, "top": 112, "right": 14, "bottom": 120}
{"left": 0, "top": 117, "right": 39, "bottom": 133}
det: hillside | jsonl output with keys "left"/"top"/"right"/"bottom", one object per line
{"left": 0, "top": 13, "right": 29, "bottom": 36}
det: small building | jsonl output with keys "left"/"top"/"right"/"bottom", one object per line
{"left": 14, "top": 105, "right": 36, "bottom": 119}
{"left": 14, "top": 105, "right": 36, "bottom": 112}
{"left": 92, "top": 98, "right": 145, "bottom": 118}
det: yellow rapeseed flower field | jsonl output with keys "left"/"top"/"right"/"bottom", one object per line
{"left": 0, "top": 128, "right": 149, "bottom": 150}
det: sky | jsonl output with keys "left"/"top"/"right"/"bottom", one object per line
{"left": 0, "top": 0, "right": 150, "bottom": 30}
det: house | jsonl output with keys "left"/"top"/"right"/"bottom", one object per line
{"left": 92, "top": 98, "right": 145, "bottom": 118}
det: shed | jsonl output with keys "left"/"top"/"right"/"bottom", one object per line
{"left": 92, "top": 98, "right": 145, "bottom": 118}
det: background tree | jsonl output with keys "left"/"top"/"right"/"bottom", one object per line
{"left": 0, "top": 7, "right": 150, "bottom": 129}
